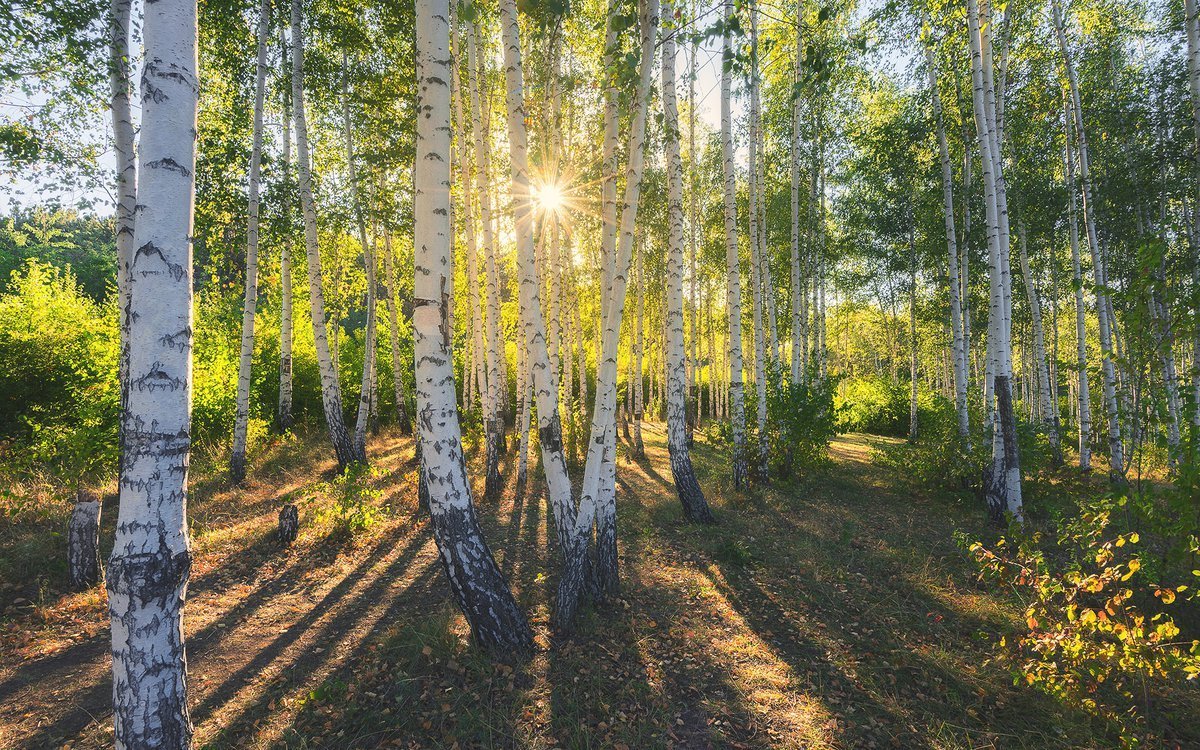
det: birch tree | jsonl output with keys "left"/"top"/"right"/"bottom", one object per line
{"left": 278, "top": 33, "right": 295, "bottom": 431}
{"left": 230, "top": 0, "right": 272, "bottom": 483}
{"left": 721, "top": 0, "right": 749, "bottom": 490}
{"left": 412, "top": 0, "right": 531, "bottom": 650}
{"left": 663, "top": 0, "right": 714, "bottom": 522}
{"left": 107, "top": 0, "right": 198, "bottom": 742}
{"left": 291, "top": 0, "right": 354, "bottom": 469}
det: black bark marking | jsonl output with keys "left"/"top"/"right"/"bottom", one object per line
{"left": 160, "top": 327, "right": 192, "bottom": 351}
{"left": 146, "top": 158, "right": 192, "bottom": 177}
{"left": 132, "top": 362, "right": 186, "bottom": 393}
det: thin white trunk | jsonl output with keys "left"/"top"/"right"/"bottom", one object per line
{"left": 1017, "top": 222, "right": 1060, "bottom": 460}
{"left": 790, "top": 9, "right": 804, "bottom": 385}
{"left": 633, "top": 243, "right": 646, "bottom": 458}
{"left": 559, "top": 0, "right": 660, "bottom": 623}
{"left": 721, "top": 0, "right": 748, "bottom": 489}
{"left": 279, "top": 33, "right": 295, "bottom": 431}
{"left": 1053, "top": 0, "right": 1124, "bottom": 478}
{"left": 412, "top": 0, "right": 531, "bottom": 650}
{"left": 466, "top": 19, "right": 506, "bottom": 497}
{"left": 291, "top": 0, "right": 353, "bottom": 468}
{"left": 345, "top": 54, "right": 376, "bottom": 465}
{"left": 748, "top": 3, "right": 769, "bottom": 480}
{"left": 231, "top": 0, "right": 272, "bottom": 482}
{"left": 1064, "top": 107, "right": 1092, "bottom": 469}
{"left": 663, "top": 0, "right": 713, "bottom": 521}
{"left": 108, "top": 0, "right": 197, "bottom": 742}
{"left": 498, "top": 0, "right": 576, "bottom": 563}
{"left": 924, "top": 43, "right": 969, "bottom": 441}
{"left": 110, "top": 0, "right": 136, "bottom": 468}
{"left": 380, "top": 234, "right": 410, "bottom": 431}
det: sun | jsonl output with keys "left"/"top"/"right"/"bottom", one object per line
{"left": 534, "top": 181, "right": 566, "bottom": 214}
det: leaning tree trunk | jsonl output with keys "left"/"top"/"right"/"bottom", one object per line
{"left": 278, "top": 36, "right": 295, "bottom": 431}
{"left": 107, "top": 0, "right": 197, "bottom": 743}
{"left": 291, "top": 0, "right": 354, "bottom": 469}
{"left": 557, "top": 0, "right": 659, "bottom": 626}
{"left": 498, "top": 0, "right": 577, "bottom": 573}
{"left": 1053, "top": 0, "right": 1124, "bottom": 479}
{"left": 109, "top": 0, "right": 136, "bottom": 472}
{"left": 412, "top": 0, "right": 532, "bottom": 651}
{"left": 721, "top": 0, "right": 749, "bottom": 490}
{"left": 230, "top": 0, "right": 272, "bottom": 484}
{"left": 925, "top": 42, "right": 969, "bottom": 442}
{"left": 663, "top": 0, "right": 714, "bottom": 522}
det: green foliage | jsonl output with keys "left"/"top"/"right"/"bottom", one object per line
{"left": 836, "top": 375, "right": 917, "bottom": 436}
{"left": 875, "top": 395, "right": 985, "bottom": 492}
{"left": 765, "top": 360, "right": 836, "bottom": 478}
{"left": 0, "top": 260, "right": 118, "bottom": 481}
{"left": 0, "top": 208, "right": 117, "bottom": 300}
{"left": 325, "top": 463, "right": 386, "bottom": 537}
{"left": 960, "top": 511, "right": 1199, "bottom": 747}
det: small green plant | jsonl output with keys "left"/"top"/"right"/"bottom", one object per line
{"left": 312, "top": 464, "right": 386, "bottom": 537}
{"left": 765, "top": 360, "right": 837, "bottom": 479}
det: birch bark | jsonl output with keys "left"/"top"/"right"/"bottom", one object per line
{"left": 663, "top": 0, "right": 714, "bottom": 521}
{"left": 413, "top": 0, "right": 531, "bottom": 650}
{"left": 231, "top": 0, "right": 272, "bottom": 483}
{"left": 291, "top": 0, "right": 354, "bottom": 469}
{"left": 107, "top": 0, "right": 197, "bottom": 742}
{"left": 721, "top": 0, "right": 749, "bottom": 489}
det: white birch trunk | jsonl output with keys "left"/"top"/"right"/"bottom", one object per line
{"left": 1064, "top": 108, "right": 1092, "bottom": 469}
{"left": 1017, "top": 222, "right": 1061, "bottom": 461}
{"left": 924, "top": 43, "right": 969, "bottom": 441}
{"left": 108, "top": 0, "right": 197, "bottom": 742}
{"left": 1052, "top": 0, "right": 1124, "bottom": 478}
{"left": 344, "top": 55, "right": 376, "bottom": 465}
{"left": 291, "top": 0, "right": 354, "bottom": 469}
{"left": 663, "top": 0, "right": 713, "bottom": 521}
{"left": 1185, "top": 0, "right": 1200, "bottom": 429}
{"left": 721, "top": 0, "right": 748, "bottom": 489}
{"left": 748, "top": 3, "right": 769, "bottom": 481}
{"left": 498, "top": 0, "right": 576, "bottom": 568}
{"left": 466, "top": 19, "right": 507, "bottom": 497}
{"left": 110, "top": 0, "right": 136, "bottom": 469}
{"left": 557, "top": 0, "right": 660, "bottom": 623}
{"left": 279, "top": 36, "right": 295, "bottom": 431}
{"left": 412, "top": 0, "right": 531, "bottom": 650}
{"left": 231, "top": 0, "right": 272, "bottom": 483}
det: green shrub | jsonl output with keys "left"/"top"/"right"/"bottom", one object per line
{"left": 0, "top": 260, "right": 118, "bottom": 481}
{"left": 835, "top": 376, "right": 913, "bottom": 436}
{"left": 765, "top": 360, "right": 837, "bottom": 478}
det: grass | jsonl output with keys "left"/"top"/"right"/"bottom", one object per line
{"left": 0, "top": 422, "right": 1196, "bottom": 748}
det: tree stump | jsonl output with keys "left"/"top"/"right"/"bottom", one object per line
{"left": 67, "top": 490, "right": 102, "bottom": 590}
{"left": 278, "top": 503, "right": 299, "bottom": 545}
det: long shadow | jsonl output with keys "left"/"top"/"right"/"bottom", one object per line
{"left": 19, "top": 521, "right": 433, "bottom": 749}
{"left": 208, "top": 560, "right": 443, "bottom": 746}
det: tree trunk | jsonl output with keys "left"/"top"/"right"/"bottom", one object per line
{"left": 344, "top": 54, "right": 376, "bottom": 466}
{"left": 68, "top": 490, "right": 102, "bottom": 590}
{"left": 413, "top": 1, "right": 531, "bottom": 651}
{"left": 1185, "top": 0, "right": 1200, "bottom": 430}
{"left": 663, "top": 0, "right": 714, "bottom": 522}
{"left": 231, "top": 0, "right": 272, "bottom": 484}
{"left": 291, "top": 0, "right": 354, "bottom": 469}
{"left": 465, "top": 19, "right": 507, "bottom": 498}
{"left": 747, "top": 3, "right": 770, "bottom": 482}
{"left": 721, "top": 0, "right": 749, "bottom": 489}
{"left": 924, "top": 43, "right": 969, "bottom": 442}
{"left": 1063, "top": 106, "right": 1093, "bottom": 470}
{"left": 1053, "top": 0, "right": 1124, "bottom": 479}
{"left": 633, "top": 243, "right": 646, "bottom": 459}
{"left": 968, "top": 0, "right": 1022, "bottom": 520}
{"left": 278, "top": 36, "right": 295, "bottom": 432}
{"left": 109, "top": 0, "right": 136, "bottom": 476}
{"left": 498, "top": 0, "right": 578, "bottom": 590}
{"left": 107, "top": 0, "right": 197, "bottom": 742}
{"left": 1017, "top": 222, "right": 1061, "bottom": 463}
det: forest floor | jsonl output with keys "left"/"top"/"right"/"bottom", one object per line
{"left": 0, "top": 424, "right": 1194, "bottom": 749}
